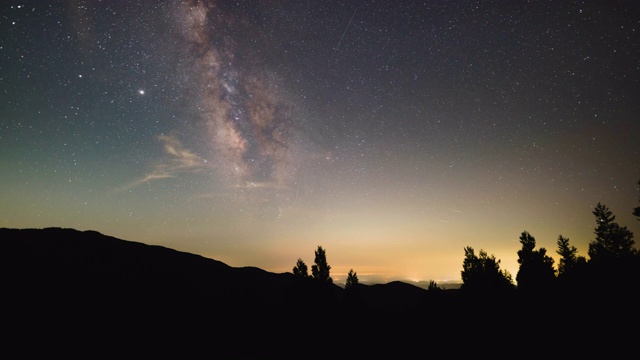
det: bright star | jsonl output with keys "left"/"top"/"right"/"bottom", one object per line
{"left": 138, "top": 89, "right": 145, "bottom": 95}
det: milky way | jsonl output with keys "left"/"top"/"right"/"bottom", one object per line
{"left": 172, "top": 0, "right": 301, "bottom": 192}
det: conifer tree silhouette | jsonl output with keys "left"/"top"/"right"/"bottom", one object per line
{"left": 311, "top": 246, "right": 332, "bottom": 283}
{"left": 292, "top": 258, "right": 309, "bottom": 278}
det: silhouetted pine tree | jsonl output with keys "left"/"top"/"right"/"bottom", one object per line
{"left": 589, "top": 203, "right": 636, "bottom": 264}
{"left": 292, "top": 258, "right": 309, "bottom": 278}
{"left": 345, "top": 269, "right": 358, "bottom": 289}
{"left": 311, "top": 246, "right": 332, "bottom": 283}
{"left": 588, "top": 203, "right": 639, "bottom": 297}
{"left": 556, "top": 235, "right": 587, "bottom": 278}
{"left": 555, "top": 234, "right": 589, "bottom": 298}
{"left": 460, "top": 246, "right": 514, "bottom": 295}
{"left": 516, "top": 231, "right": 556, "bottom": 294}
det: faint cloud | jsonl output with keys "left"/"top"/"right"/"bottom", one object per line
{"left": 117, "top": 134, "right": 209, "bottom": 192}
{"left": 156, "top": 134, "right": 208, "bottom": 173}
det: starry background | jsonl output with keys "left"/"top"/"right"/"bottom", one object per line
{"left": 2, "top": 0, "right": 639, "bottom": 285}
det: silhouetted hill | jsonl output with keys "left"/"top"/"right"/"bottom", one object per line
{"left": 356, "top": 280, "right": 429, "bottom": 312}
{"left": 3, "top": 227, "right": 633, "bottom": 357}
{"left": 0, "top": 227, "right": 441, "bottom": 357}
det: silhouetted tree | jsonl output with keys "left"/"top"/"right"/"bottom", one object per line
{"left": 427, "top": 280, "right": 443, "bottom": 292}
{"left": 588, "top": 203, "right": 636, "bottom": 264}
{"left": 516, "top": 231, "right": 556, "bottom": 293}
{"left": 460, "top": 246, "right": 513, "bottom": 294}
{"left": 556, "top": 235, "right": 587, "bottom": 278}
{"left": 342, "top": 269, "right": 363, "bottom": 310}
{"left": 587, "top": 203, "right": 640, "bottom": 299}
{"left": 555, "top": 234, "right": 589, "bottom": 297}
{"left": 311, "top": 246, "right": 332, "bottom": 283}
{"left": 292, "top": 258, "right": 309, "bottom": 278}
{"left": 345, "top": 269, "right": 358, "bottom": 289}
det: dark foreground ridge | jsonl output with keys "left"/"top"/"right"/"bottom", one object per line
{"left": 1, "top": 227, "right": 634, "bottom": 357}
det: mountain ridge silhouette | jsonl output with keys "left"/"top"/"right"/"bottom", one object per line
{"left": 2, "top": 226, "right": 632, "bottom": 357}
{"left": 1, "top": 226, "right": 436, "bottom": 306}
{"left": 1, "top": 226, "right": 452, "bottom": 356}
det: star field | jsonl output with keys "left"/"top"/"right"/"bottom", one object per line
{"left": 1, "top": 0, "right": 639, "bottom": 284}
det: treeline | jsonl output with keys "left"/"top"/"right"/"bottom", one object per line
{"left": 459, "top": 202, "right": 639, "bottom": 296}
{"left": 291, "top": 180, "right": 640, "bottom": 308}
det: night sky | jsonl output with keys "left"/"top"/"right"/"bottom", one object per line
{"left": 2, "top": 0, "right": 639, "bottom": 285}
